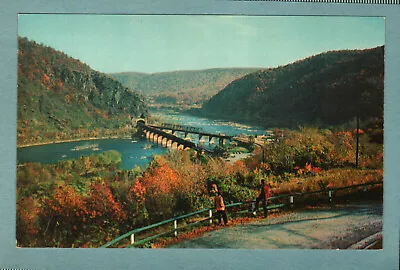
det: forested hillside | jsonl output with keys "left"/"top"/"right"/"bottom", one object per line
{"left": 108, "top": 72, "right": 148, "bottom": 91}
{"left": 192, "top": 46, "right": 384, "bottom": 128}
{"left": 110, "top": 68, "right": 260, "bottom": 108}
{"left": 17, "top": 37, "right": 148, "bottom": 146}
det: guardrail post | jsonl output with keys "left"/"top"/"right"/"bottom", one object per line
{"left": 209, "top": 209, "right": 213, "bottom": 224}
{"left": 328, "top": 190, "right": 332, "bottom": 203}
{"left": 174, "top": 220, "right": 178, "bottom": 237}
{"left": 130, "top": 234, "right": 135, "bottom": 245}
{"left": 290, "top": 196, "right": 294, "bottom": 208}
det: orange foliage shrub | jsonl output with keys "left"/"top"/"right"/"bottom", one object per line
{"left": 140, "top": 163, "right": 180, "bottom": 195}
{"left": 353, "top": 129, "right": 364, "bottom": 135}
{"left": 17, "top": 197, "right": 40, "bottom": 238}
{"left": 87, "top": 183, "right": 127, "bottom": 222}
{"left": 271, "top": 168, "right": 383, "bottom": 197}
{"left": 43, "top": 185, "right": 87, "bottom": 219}
{"left": 227, "top": 160, "right": 248, "bottom": 175}
{"left": 128, "top": 180, "right": 146, "bottom": 204}
{"left": 41, "top": 73, "right": 51, "bottom": 86}
{"left": 36, "top": 181, "right": 128, "bottom": 247}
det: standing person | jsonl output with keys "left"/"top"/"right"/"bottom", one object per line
{"left": 214, "top": 191, "right": 228, "bottom": 225}
{"left": 210, "top": 183, "right": 218, "bottom": 197}
{"left": 254, "top": 179, "right": 271, "bottom": 217}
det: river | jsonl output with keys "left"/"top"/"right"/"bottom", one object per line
{"left": 17, "top": 110, "right": 266, "bottom": 170}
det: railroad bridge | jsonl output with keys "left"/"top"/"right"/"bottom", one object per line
{"left": 136, "top": 119, "right": 234, "bottom": 155}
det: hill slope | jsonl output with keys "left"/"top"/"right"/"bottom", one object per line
{"left": 108, "top": 72, "right": 148, "bottom": 90}
{"left": 192, "top": 46, "right": 384, "bottom": 128}
{"left": 110, "top": 68, "right": 260, "bottom": 108}
{"left": 17, "top": 37, "right": 148, "bottom": 146}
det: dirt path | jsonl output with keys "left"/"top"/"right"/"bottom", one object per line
{"left": 168, "top": 202, "right": 382, "bottom": 249}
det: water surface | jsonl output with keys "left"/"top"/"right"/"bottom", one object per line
{"left": 17, "top": 139, "right": 167, "bottom": 170}
{"left": 17, "top": 111, "right": 267, "bottom": 170}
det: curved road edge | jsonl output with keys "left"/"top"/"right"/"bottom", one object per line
{"left": 347, "top": 231, "right": 383, "bottom": 249}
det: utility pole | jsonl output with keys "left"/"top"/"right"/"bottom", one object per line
{"left": 254, "top": 141, "right": 265, "bottom": 163}
{"left": 355, "top": 112, "right": 360, "bottom": 168}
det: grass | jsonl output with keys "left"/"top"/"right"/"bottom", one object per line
{"left": 270, "top": 168, "right": 383, "bottom": 196}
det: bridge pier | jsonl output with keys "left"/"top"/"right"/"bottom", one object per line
{"left": 161, "top": 137, "right": 165, "bottom": 147}
{"left": 219, "top": 138, "right": 225, "bottom": 146}
{"left": 139, "top": 123, "right": 217, "bottom": 156}
{"left": 209, "top": 137, "right": 215, "bottom": 145}
{"left": 184, "top": 133, "right": 192, "bottom": 141}
{"left": 155, "top": 135, "right": 159, "bottom": 144}
{"left": 157, "top": 136, "right": 163, "bottom": 145}
{"left": 162, "top": 137, "right": 168, "bottom": 147}
{"left": 166, "top": 139, "right": 173, "bottom": 148}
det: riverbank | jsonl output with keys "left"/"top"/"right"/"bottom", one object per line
{"left": 17, "top": 135, "right": 132, "bottom": 149}
{"left": 224, "top": 153, "right": 253, "bottom": 164}
{"left": 185, "top": 108, "right": 271, "bottom": 130}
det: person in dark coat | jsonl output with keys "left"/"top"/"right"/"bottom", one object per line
{"left": 254, "top": 179, "right": 271, "bottom": 217}
{"left": 214, "top": 191, "right": 228, "bottom": 225}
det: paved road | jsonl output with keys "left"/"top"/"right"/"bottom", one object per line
{"left": 169, "top": 202, "right": 382, "bottom": 249}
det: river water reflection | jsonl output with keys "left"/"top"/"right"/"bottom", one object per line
{"left": 17, "top": 139, "right": 167, "bottom": 170}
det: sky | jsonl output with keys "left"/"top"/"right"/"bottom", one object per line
{"left": 18, "top": 15, "right": 385, "bottom": 74}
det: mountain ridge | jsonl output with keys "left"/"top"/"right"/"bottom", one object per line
{"left": 110, "top": 67, "right": 261, "bottom": 108}
{"left": 190, "top": 46, "right": 384, "bottom": 128}
{"left": 17, "top": 37, "right": 148, "bottom": 146}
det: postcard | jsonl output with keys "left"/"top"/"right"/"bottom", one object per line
{"left": 16, "top": 14, "right": 384, "bottom": 250}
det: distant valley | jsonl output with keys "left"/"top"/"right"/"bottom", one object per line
{"left": 110, "top": 68, "right": 260, "bottom": 109}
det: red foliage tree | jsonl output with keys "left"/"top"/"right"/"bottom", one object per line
{"left": 16, "top": 197, "right": 40, "bottom": 246}
{"left": 39, "top": 185, "right": 87, "bottom": 246}
{"left": 86, "top": 183, "right": 127, "bottom": 223}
